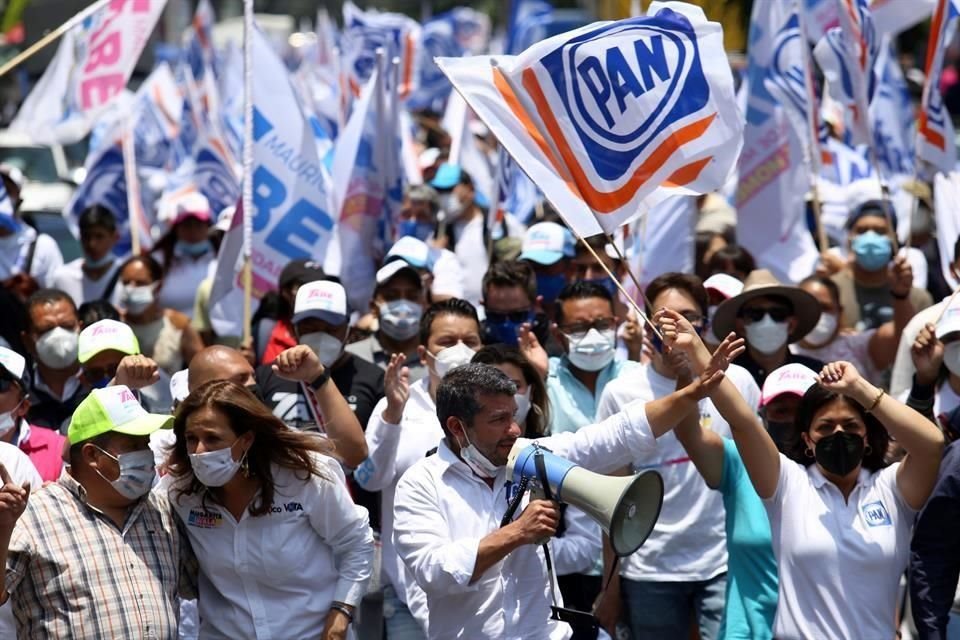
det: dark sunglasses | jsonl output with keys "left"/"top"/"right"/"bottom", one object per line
{"left": 739, "top": 307, "right": 791, "bottom": 323}
{"left": 485, "top": 310, "right": 533, "bottom": 324}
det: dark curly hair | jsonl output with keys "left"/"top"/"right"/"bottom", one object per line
{"left": 167, "top": 380, "right": 336, "bottom": 516}
{"left": 786, "top": 384, "right": 890, "bottom": 472}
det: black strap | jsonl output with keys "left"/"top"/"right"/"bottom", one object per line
{"left": 100, "top": 264, "right": 123, "bottom": 301}
{"left": 22, "top": 237, "right": 37, "bottom": 275}
{"left": 534, "top": 448, "right": 560, "bottom": 609}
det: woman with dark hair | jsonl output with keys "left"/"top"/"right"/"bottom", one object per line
{"left": 167, "top": 373, "right": 373, "bottom": 640}
{"left": 706, "top": 245, "right": 757, "bottom": 281}
{"left": 471, "top": 343, "right": 550, "bottom": 438}
{"left": 731, "top": 358, "right": 943, "bottom": 639}
{"left": 117, "top": 255, "right": 204, "bottom": 375}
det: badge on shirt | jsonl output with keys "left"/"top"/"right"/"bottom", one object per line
{"left": 187, "top": 508, "right": 223, "bottom": 528}
{"left": 861, "top": 500, "right": 892, "bottom": 527}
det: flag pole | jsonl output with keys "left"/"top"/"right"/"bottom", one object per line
{"left": 0, "top": 0, "right": 112, "bottom": 79}
{"left": 122, "top": 115, "right": 141, "bottom": 256}
{"left": 488, "top": 58, "right": 663, "bottom": 341}
{"left": 241, "top": 0, "right": 254, "bottom": 345}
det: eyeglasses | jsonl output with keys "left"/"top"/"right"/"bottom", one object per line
{"left": 738, "top": 307, "right": 791, "bottom": 323}
{"left": 559, "top": 317, "right": 616, "bottom": 336}
{"left": 485, "top": 310, "right": 533, "bottom": 324}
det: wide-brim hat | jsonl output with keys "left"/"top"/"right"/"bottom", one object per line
{"left": 711, "top": 269, "right": 821, "bottom": 343}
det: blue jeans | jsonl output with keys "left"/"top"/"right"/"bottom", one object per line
{"left": 383, "top": 585, "right": 427, "bottom": 640}
{"left": 620, "top": 573, "right": 726, "bottom": 640}
{"left": 948, "top": 612, "right": 960, "bottom": 640}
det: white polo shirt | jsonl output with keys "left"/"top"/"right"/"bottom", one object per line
{"left": 596, "top": 363, "right": 760, "bottom": 582}
{"left": 765, "top": 456, "right": 914, "bottom": 640}
{"left": 168, "top": 453, "right": 373, "bottom": 640}
{"left": 393, "top": 399, "right": 656, "bottom": 640}
{"left": 354, "top": 378, "right": 443, "bottom": 601}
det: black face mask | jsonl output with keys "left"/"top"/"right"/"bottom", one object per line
{"left": 813, "top": 431, "right": 865, "bottom": 476}
{"left": 765, "top": 420, "right": 796, "bottom": 453}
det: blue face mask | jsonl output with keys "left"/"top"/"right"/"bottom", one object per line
{"left": 585, "top": 276, "right": 617, "bottom": 298}
{"left": 175, "top": 240, "right": 212, "bottom": 257}
{"left": 397, "top": 220, "right": 434, "bottom": 242}
{"left": 851, "top": 231, "right": 892, "bottom": 272}
{"left": 536, "top": 273, "right": 567, "bottom": 304}
{"left": 84, "top": 252, "right": 114, "bottom": 269}
{"left": 482, "top": 312, "right": 534, "bottom": 347}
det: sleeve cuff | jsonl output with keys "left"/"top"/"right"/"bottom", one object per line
{"left": 448, "top": 539, "right": 480, "bottom": 590}
{"left": 334, "top": 578, "right": 369, "bottom": 607}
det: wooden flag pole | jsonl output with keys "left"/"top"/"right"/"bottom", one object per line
{"left": 241, "top": 0, "right": 254, "bottom": 345}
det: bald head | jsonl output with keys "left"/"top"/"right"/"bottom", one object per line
{"left": 188, "top": 346, "right": 255, "bottom": 391}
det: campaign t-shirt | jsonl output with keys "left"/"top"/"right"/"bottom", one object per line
{"left": 719, "top": 438, "right": 777, "bottom": 640}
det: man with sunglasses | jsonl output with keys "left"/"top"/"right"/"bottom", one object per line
{"left": 595, "top": 272, "right": 761, "bottom": 640}
{"left": 711, "top": 269, "right": 824, "bottom": 388}
{"left": 480, "top": 260, "right": 554, "bottom": 353}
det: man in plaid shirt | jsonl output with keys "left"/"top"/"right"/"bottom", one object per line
{"left": 0, "top": 384, "right": 196, "bottom": 638}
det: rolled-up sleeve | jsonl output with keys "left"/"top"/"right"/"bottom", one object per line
{"left": 353, "top": 401, "right": 403, "bottom": 492}
{"left": 544, "top": 400, "right": 655, "bottom": 473}
{"left": 393, "top": 471, "right": 480, "bottom": 596}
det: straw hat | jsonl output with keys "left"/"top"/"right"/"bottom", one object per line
{"left": 711, "top": 270, "right": 821, "bottom": 343}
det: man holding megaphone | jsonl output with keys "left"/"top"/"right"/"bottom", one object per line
{"left": 392, "top": 355, "right": 737, "bottom": 639}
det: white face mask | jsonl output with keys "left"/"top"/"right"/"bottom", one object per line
{"left": 378, "top": 300, "right": 422, "bottom": 341}
{"left": 190, "top": 440, "right": 249, "bottom": 487}
{"left": 0, "top": 400, "right": 21, "bottom": 437}
{"left": 429, "top": 342, "right": 476, "bottom": 379}
{"left": 745, "top": 315, "right": 789, "bottom": 355}
{"left": 945, "top": 341, "right": 960, "bottom": 377}
{"left": 514, "top": 388, "right": 531, "bottom": 425}
{"left": 457, "top": 428, "right": 500, "bottom": 479}
{"left": 299, "top": 331, "right": 344, "bottom": 368}
{"left": 804, "top": 311, "right": 838, "bottom": 348}
{"left": 121, "top": 283, "right": 156, "bottom": 315}
{"left": 94, "top": 447, "right": 157, "bottom": 499}
{"left": 441, "top": 192, "right": 466, "bottom": 219}
{"left": 565, "top": 328, "right": 616, "bottom": 372}
{"left": 35, "top": 326, "right": 79, "bottom": 369}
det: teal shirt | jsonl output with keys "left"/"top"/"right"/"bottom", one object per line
{"left": 719, "top": 438, "right": 778, "bottom": 640}
{"left": 546, "top": 356, "right": 639, "bottom": 434}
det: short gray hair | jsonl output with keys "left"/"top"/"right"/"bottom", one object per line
{"left": 436, "top": 363, "right": 517, "bottom": 430}
{"left": 405, "top": 184, "right": 439, "bottom": 214}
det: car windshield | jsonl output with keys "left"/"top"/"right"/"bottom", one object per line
{"left": 0, "top": 146, "right": 59, "bottom": 183}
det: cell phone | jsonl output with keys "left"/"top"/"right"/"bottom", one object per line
{"left": 550, "top": 605, "right": 599, "bottom": 633}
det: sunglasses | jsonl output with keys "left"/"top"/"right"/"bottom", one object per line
{"left": 559, "top": 317, "right": 616, "bottom": 337}
{"left": 485, "top": 310, "right": 533, "bottom": 324}
{"left": 739, "top": 307, "right": 791, "bottom": 323}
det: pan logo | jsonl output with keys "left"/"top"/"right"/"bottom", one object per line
{"left": 536, "top": 10, "right": 710, "bottom": 182}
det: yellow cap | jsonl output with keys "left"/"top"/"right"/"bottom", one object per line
{"left": 68, "top": 386, "right": 172, "bottom": 445}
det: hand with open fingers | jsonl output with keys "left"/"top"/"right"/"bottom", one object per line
{"left": 518, "top": 324, "right": 549, "bottom": 380}
{"left": 710, "top": 332, "right": 746, "bottom": 374}
{"left": 113, "top": 355, "right": 161, "bottom": 390}
{"left": 912, "top": 323, "right": 944, "bottom": 386}
{"left": 515, "top": 499, "right": 560, "bottom": 545}
{"left": 653, "top": 308, "right": 700, "bottom": 354}
{"left": 0, "top": 462, "right": 29, "bottom": 530}
{"left": 818, "top": 361, "right": 862, "bottom": 394}
{"left": 690, "top": 365, "right": 725, "bottom": 400}
{"left": 888, "top": 254, "right": 913, "bottom": 298}
{"left": 272, "top": 345, "right": 325, "bottom": 383}
{"left": 382, "top": 353, "right": 410, "bottom": 425}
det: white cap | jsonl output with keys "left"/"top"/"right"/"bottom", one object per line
{"left": 293, "top": 280, "right": 348, "bottom": 325}
{"left": 169, "top": 369, "right": 189, "bottom": 404}
{"left": 519, "top": 222, "right": 575, "bottom": 265}
{"left": 386, "top": 236, "right": 433, "bottom": 270}
{"left": 703, "top": 274, "right": 744, "bottom": 301}
{"left": 937, "top": 303, "right": 960, "bottom": 340}
{"left": 376, "top": 260, "right": 422, "bottom": 286}
{"left": 78, "top": 319, "right": 140, "bottom": 364}
{"left": 173, "top": 191, "right": 213, "bottom": 225}
{"left": 0, "top": 346, "right": 26, "bottom": 381}
{"left": 761, "top": 364, "right": 819, "bottom": 407}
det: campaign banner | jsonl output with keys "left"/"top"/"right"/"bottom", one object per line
{"left": 11, "top": 0, "right": 167, "bottom": 144}
{"left": 341, "top": 1, "right": 420, "bottom": 101}
{"left": 917, "top": 0, "right": 960, "bottom": 175}
{"left": 438, "top": 2, "right": 743, "bottom": 237}
{"left": 870, "top": 0, "right": 936, "bottom": 35}
{"left": 869, "top": 41, "right": 914, "bottom": 179}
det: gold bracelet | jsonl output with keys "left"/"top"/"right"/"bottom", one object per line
{"left": 866, "top": 387, "right": 885, "bottom": 413}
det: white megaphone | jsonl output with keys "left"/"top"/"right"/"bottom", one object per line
{"left": 506, "top": 439, "right": 663, "bottom": 557}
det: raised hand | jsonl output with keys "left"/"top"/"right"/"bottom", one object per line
{"left": 654, "top": 308, "right": 701, "bottom": 354}
{"left": 0, "top": 462, "right": 29, "bottom": 531}
{"left": 517, "top": 323, "right": 548, "bottom": 380}
{"left": 113, "top": 355, "right": 161, "bottom": 390}
{"left": 709, "top": 332, "right": 746, "bottom": 374}
{"left": 888, "top": 254, "right": 913, "bottom": 298}
{"left": 912, "top": 323, "right": 944, "bottom": 386}
{"left": 272, "top": 345, "right": 325, "bottom": 383}
{"left": 818, "top": 361, "right": 864, "bottom": 397}
{"left": 381, "top": 353, "right": 410, "bottom": 425}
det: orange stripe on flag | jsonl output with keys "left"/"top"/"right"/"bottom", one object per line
{"left": 918, "top": 110, "right": 946, "bottom": 150}
{"left": 400, "top": 34, "right": 415, "bottom": 100}
{"left": 520, "top": 67, "right": 716, "bottom": 213}
{"left": 662, "top": 157, "right": 712, "bottom": 188}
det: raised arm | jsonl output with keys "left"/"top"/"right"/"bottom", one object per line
{"left": 819, "top": 361, "right": 944, "bottom": 510}
{"left": 354, "top": 354, "right": 411, "bottom": 491}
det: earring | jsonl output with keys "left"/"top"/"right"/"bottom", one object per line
{"left": 804, "top": 447, "right": 815, "bottom": 458}
{"left": 241, "top": 455, "right": 250, "bottom": 478}
{"left": 864, "top": 445, "right": 873, "bottom": 455}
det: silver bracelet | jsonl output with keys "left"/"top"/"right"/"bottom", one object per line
{"left": 329, "top": 602, "right": 354, "bottom": 623}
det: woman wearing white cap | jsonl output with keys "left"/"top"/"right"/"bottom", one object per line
{"left": 167, "top": 374, "right": 373, "bottom": 640}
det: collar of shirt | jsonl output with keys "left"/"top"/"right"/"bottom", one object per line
{"left": 409, "top": 377, "right": 436, "bottom": 413}
{"left": 60, "top": 470, "right": 152, "bottom": 534}
{"left": 32, "top": 366, "right": 82, "bottom": 403}
{"left": 806, "top": 462, "right": 872, "bottom": 493}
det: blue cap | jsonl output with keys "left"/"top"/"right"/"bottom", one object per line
{"left": 518, "top": 222, "right": 576, "bottom": 265}
{"left": 430, "top": 163, "right": 462, "bottom": 191}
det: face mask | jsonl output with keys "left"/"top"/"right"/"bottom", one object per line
{"left": 84, "top": 252, "right": 114, "bottom": 270}
{"left": 566, "top": 328, "right": 616, "bottom": 372}
{"left": 397, "top": 220, "right": 433, "bottom": 242}
{"left": 94, "top": 447, "right": 157, "bottom": 499}
{"left": 441, "top": 192, "right": 465, "bottom": 218}
{"left": 813, "top": 430, "right": 865, "bottom": 477}
{"left": 804, "top": 311, "right": 838, "bottom": 348}
{"left": 851, "top": 231, "right": 893, "bottom": 272}
{"left": 584, "top": 276, "right": 617, "bottom": 298}
{"left": 944, "top": 341, "right": 960, "bottom": 377}
{"left": 765, "top": 419, "right": 796, "bottom": 453}
{"left": 536, "top": 273, "right": 567, "bottom": 304}
{"left": 121, "top": 283, "right": 156, "bottom": 315}
{"left": 175, "top": 239, "right": 212, "bottom": 258}
{"left": 190, "top": 439, "right": 248, "bottom": 487}
{"left": 458, "top": 428, "right": 500, "bottom": 479}
{"left": 0, "top": 401, "right": 21, "bottom": 437}
{"left": 429, "top": 341, "right": 476, "bottom": 378}
{"left": 35, "top": 326, "right": 79, "bottom": 369}
{"left": 379, "top": 300, "right": 423, "bottom": 341}
{"left": 85, "top": 372, "right": 113, "bottom": 389}
{"left": 482, "top": 315, "right": 532, "bottom": 347}
{"left": 515, "top": 389, "right": 531, "bottom": 425}
{"left": 299, "top": 331, "right": 343, "bottom": 368}
{"left": 744, "top": 315, "right": 789, "bottom": 355}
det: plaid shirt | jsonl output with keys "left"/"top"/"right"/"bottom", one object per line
{"left": 5, "top": 473, "right": 197, "bottom": 639}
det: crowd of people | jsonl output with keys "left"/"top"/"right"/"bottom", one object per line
{"left": 0, "top": 141, "right": 958, "bottom": 640}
